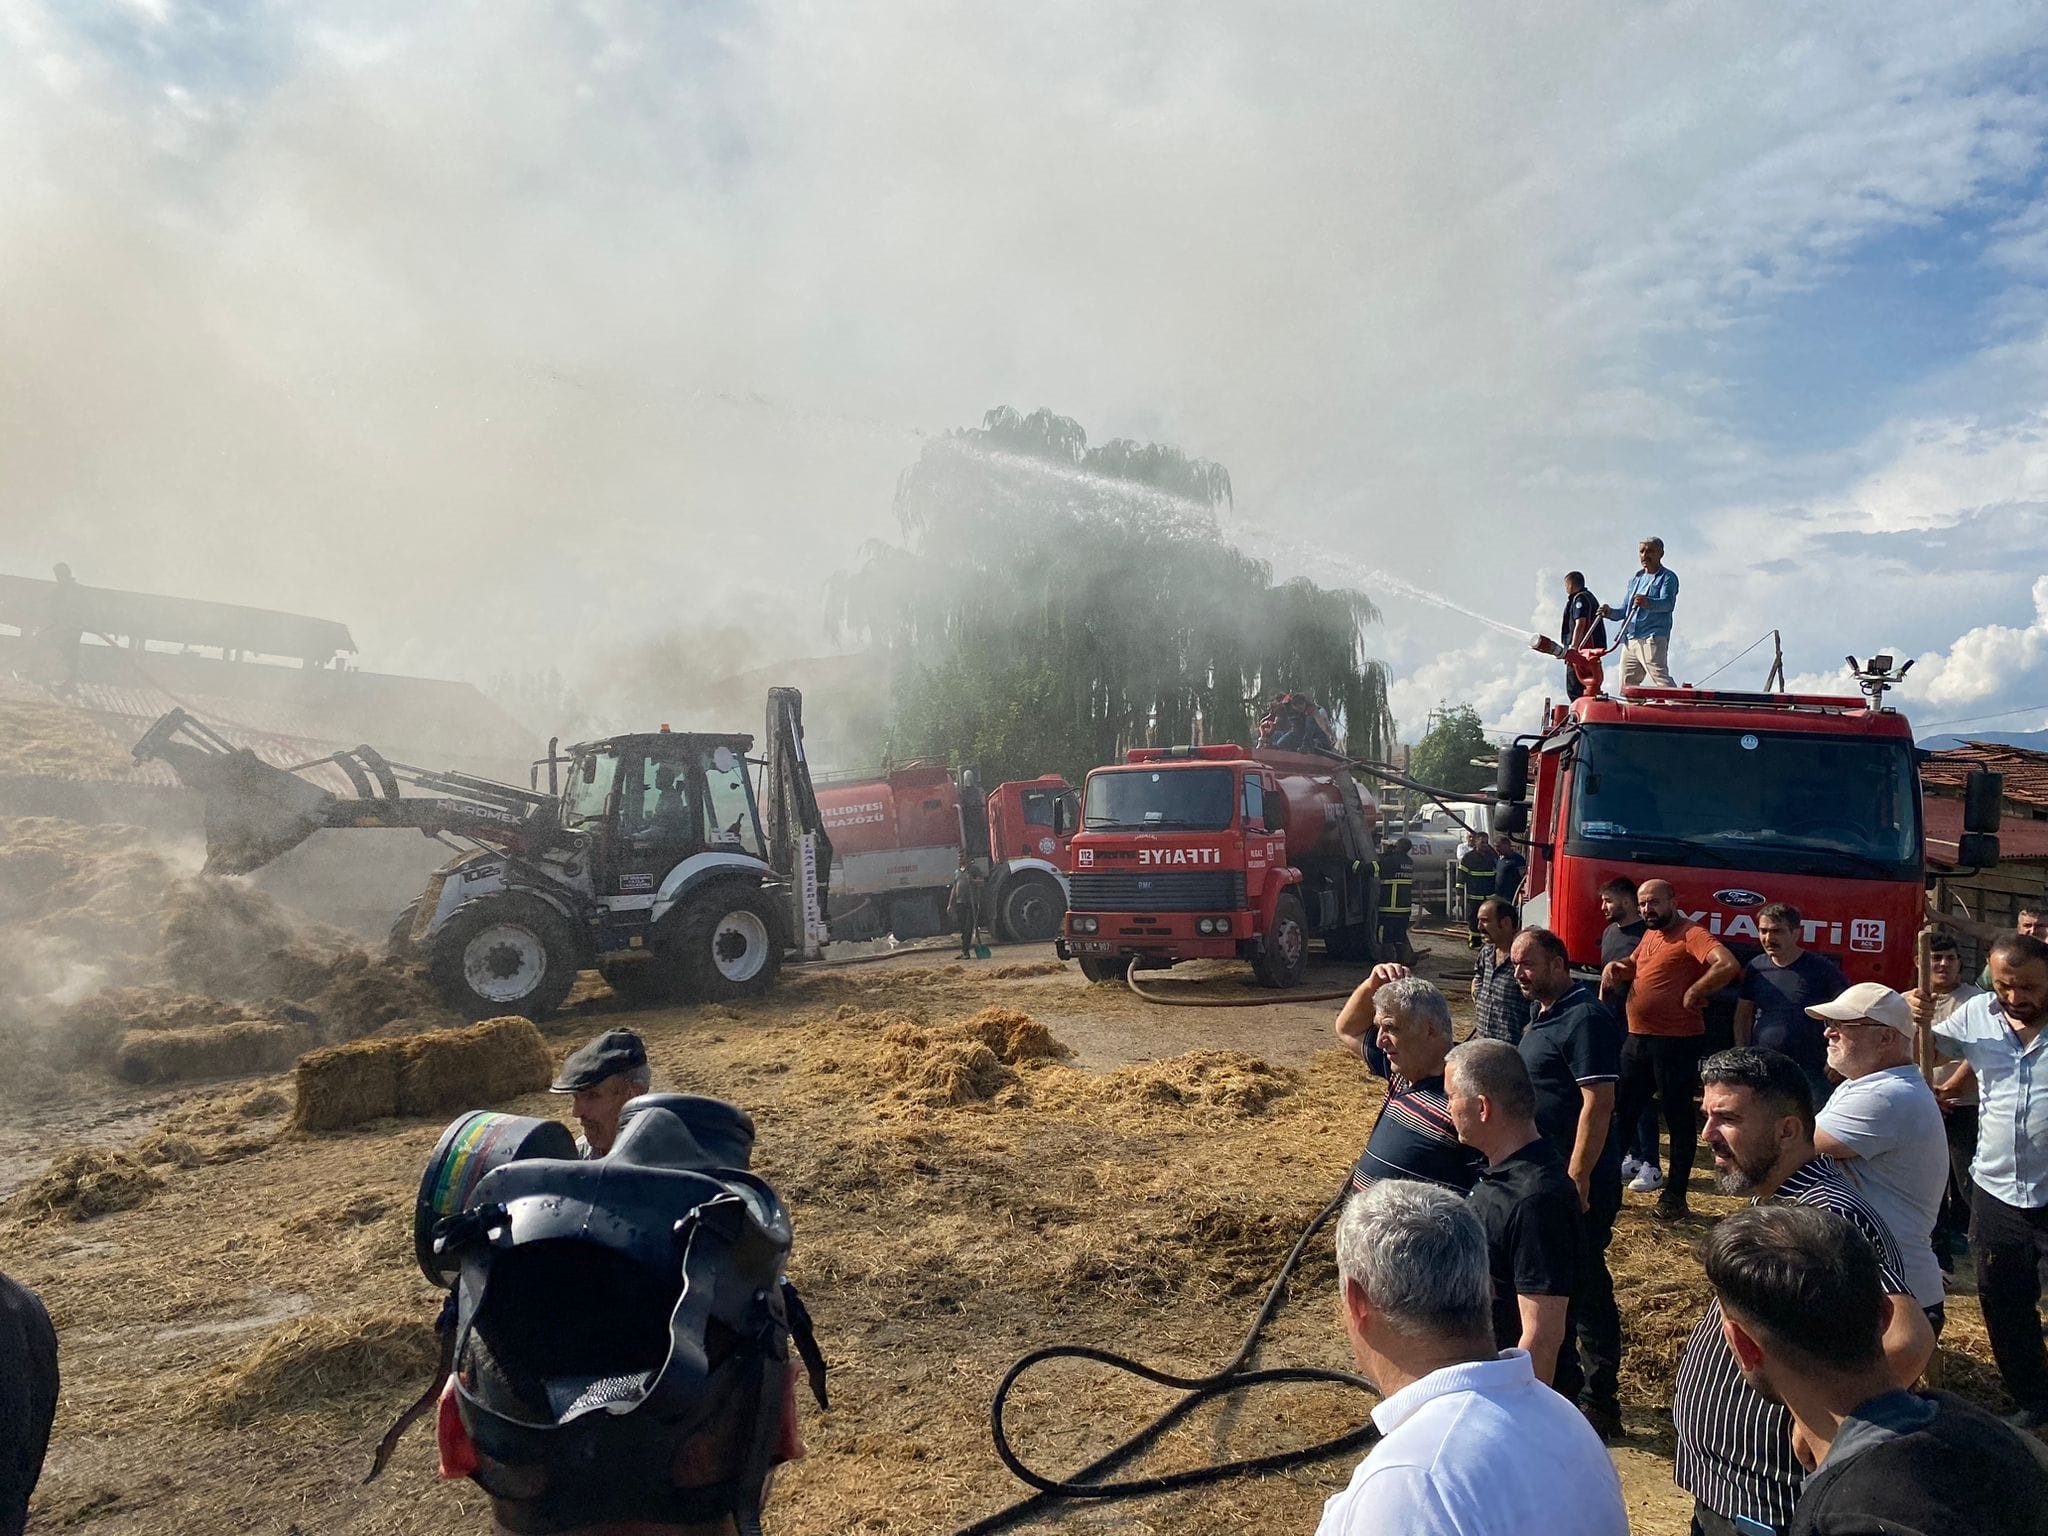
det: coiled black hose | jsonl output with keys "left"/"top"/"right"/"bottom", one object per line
{"left": 951, "top": 1174, "right": 1377, "bottom": 1534}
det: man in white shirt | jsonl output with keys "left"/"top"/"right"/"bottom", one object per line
{"left": 1808, "top": 984, "right": 1950, "bottom": 1329}
{"left": 1319, "top": 1180, "right": 1627, "bottom": 1536}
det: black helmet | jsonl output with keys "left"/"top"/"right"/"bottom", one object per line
{"left": 428, "top": 1094, "right": 826, "bottom": 1534}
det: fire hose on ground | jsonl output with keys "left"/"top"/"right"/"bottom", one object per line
{"left": 950, "top": 1173, "right": 1378, "bottom": 1534}
{"left": 1121, "top": 956, "right": 1358, "bottom": 1008}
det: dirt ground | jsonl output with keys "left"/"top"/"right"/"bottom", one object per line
{"left": 3, "top": 932, "right": 2009, "bottom": 1536}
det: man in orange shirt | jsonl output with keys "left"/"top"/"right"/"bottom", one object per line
{"left": 1601, "top": 879, "right": 1740, "bottom": 1219}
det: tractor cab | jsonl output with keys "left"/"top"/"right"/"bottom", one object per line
{"left": 557, "top": 730, "right": 766, "bottom": 902}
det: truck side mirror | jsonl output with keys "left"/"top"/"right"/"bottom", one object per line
{"left": 1964, "top": 769, "right": 2004, "bottom": 834}
{"left": 1053, "top": 797, "right": 1077, "bottom": 837}
{"left": 1496, "top": 745, "right": 1530, "bottom": 803}
{"left": 1497, "top": 802, "right": 1530, "bottom": 837}
{"left": 1958, "top": 831, "right": 2001, "bottom": 869}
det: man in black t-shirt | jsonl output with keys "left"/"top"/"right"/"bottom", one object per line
{"left": 1512, "top": 926, "right": 1625, "bottom": 1433}
{"left": 1703, "top": 1202, "right": 2048, "bottom": 1536}
{"left": 1598, "top": 877, "right": 1659, "bottom": 1190}
{"left": 1560, "top": 572, "right": 1608, "bottom": 701}
{"left": 1735, "top": 902, "right": 1846, "bottom": 1107}
{"left": 1447, "top": 1039, "right": 1584, "bottom": 1389}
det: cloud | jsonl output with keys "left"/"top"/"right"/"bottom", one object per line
{"left": 0, "top": 0, "right": 2045, "bottom": 753}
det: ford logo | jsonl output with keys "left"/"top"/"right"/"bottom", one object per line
{"left": 1714, "top": 888, "right": 1767, "bottom": 908}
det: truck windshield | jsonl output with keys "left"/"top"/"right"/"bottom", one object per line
{"left": 1568, "top": 725, "right": 1919, "bottom": 879}
{"left": 1084, "top": 767, "right": 1236, "bottom": 831}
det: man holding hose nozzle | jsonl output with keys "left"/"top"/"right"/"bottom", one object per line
{"left": 1601, "top": 536, "right": 1679, "bottom": 688}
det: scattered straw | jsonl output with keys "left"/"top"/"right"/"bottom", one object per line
{"left": 199, "top": 1310, "right": 439, "bottom": 1425}
{"left": 13, "top": 1149, "right": 162, "bottom": 1220}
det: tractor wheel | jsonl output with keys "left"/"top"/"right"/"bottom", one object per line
{"left": 1324, "top": 921, "right": 1378, "bottom": 964}
{"left": 426, "top": 893, "right": 581, "bottom": 1021}
{"left": 599, "top": 959, "right": 675, "bottom": 1006}
{"left": 669, "top": 881, "right": 786, "bottom": 1003}
{"left": 994, "top": 873, "right": 1065, "bottom": 944}
{"left": 1251, "top": 893, "right": 1310, "bottom": 989}
{"left": 386, "top": 899, "right": 422, "bottom": 958}
{"left": 1077, "top": 957, "right": 1128, "bottom": 986}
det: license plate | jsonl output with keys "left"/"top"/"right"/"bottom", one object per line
{"left": 1070, "top": 940, "right": 1114, "bottom": 954}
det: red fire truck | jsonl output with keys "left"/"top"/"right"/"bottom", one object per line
{"left": 815, "top": 762, "right": 1077, "bottom": 944}
{"left": 1509, "top": 682, "right": 2002, "bottom": 990}
{"left": 1055, "top": 744, "right": 1380, "bottom": 986}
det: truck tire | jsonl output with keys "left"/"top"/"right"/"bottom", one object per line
{"left": 1251, "top": 892, "right": 1310, "bottom": 989}
{"left": 669, "top": 881, "right": 786, "bottom": 1002}
{"left": 1077, "top": 956, "right": 1128, "bottom": 985}
{"left": 1324, "top": 921, "right": 1377, "bottom": 963}
{"left": 387, "top": 899, "right": 422, "bottom": 958}
{"left": 994, "top": 872, "right": 1065, "bottom": 944}
{"left": 427, "top": 892, "right": 581, "bottom": 1021}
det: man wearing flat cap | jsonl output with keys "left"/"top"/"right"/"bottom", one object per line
{"left": 550, "top": 1028, "right": 653, "bottom": 1158}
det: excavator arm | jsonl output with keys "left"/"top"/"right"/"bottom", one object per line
{"left": 761, "top": 687, "right": 833, "bottom": 956}
{"left": 133, "top": 709, "right": 554, "bottom": 875}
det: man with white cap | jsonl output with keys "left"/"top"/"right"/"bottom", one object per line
{"left": 1809, "top": 983, "right": 1950, "bottom": 1331}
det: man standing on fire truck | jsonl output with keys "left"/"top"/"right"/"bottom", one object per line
{"left": 1600, "top": 537, "right": 1678, "bottom": 688}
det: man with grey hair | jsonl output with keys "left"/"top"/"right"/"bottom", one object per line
{"left": 1447, "top": 1040, "right": 1584, "bottom": 1389}
{"left": 549, "top": 1028, "right": 655, "bottom": 1157}
{"left": 1600, "top": 536, "right": 1678, "bottom": 688}
{"left": 1319, "top": 1181, "right": 1627, "bottom": 1536}
{"left": 1335, "top": 965, "right": 1483, "bottom": 1194}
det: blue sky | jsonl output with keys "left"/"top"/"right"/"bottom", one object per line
{"left": 4, "top": 1, "right": 2048, "bottom": 745}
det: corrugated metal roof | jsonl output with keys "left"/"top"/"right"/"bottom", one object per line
{"left": 0, "top": 572, "right": 355, "bottom": 662}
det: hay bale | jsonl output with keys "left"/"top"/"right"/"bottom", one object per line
{"left": 13, "top": 1149, "right": 162, "bottom": 1220}
{"left": 113, "top": 1020, "right": 308, "bottom": 1084}
{"left": 51, "top": 987, "right": 242, "bottom": 1070}
{"left": 395, "top": 1015, "right": 552, "bottom": 1117}
{"left": 202, "top": 1311, "right": 438, "bottom": 1425}
{"left": 289, "top": 1015, "right": 551, "bottom": 1134}
{"left": 288, "top": 1037, "right": 405, "bottom": 1135}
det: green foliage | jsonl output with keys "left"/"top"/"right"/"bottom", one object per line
{"left": 829, "top": 406, "right": 1396, "bottom": 786}
{"left": 1408, "top": 704, "right": 1495, "bottom": 795}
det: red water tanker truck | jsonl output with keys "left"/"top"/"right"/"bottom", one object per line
{"left": 815, "top": 762, "right": 1077, "bottom": 944}
{"left": 1055, "top": 744, "right": 1380, "bottom": 986}
{"left": 1507, "top": 676, "right": 2004, "bottom": 990}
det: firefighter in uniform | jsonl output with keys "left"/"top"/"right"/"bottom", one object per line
{"left": 1456, "top": 830, "right": 1498, "bottom": 950}
{"left": 1376, "top": 837, "right": 1415, "bottom": 964}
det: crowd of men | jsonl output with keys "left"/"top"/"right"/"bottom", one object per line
{"left": 1323, "top": 893, "right": 2048, "bottom": 1535}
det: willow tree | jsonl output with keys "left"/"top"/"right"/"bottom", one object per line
{"left": 828, "top": 407, "right": 1396, "bottom": 785}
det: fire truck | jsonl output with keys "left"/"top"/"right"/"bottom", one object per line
{"left": 1508, "top": 678, "right": 2003, "bottom": 990}
{"left": 815, "top": 762, "right": 1076, "bottom": 944}
{"left": 1055, "top": 744, "right": 1379, "bottom": 986}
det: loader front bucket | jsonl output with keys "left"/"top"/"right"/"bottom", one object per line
{"left": 133, "top": 710, "right": 339, "bottom": 874}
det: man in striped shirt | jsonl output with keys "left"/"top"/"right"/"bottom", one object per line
{"left": 1672, "top": 1048, "right": 1936, "bottom": 1535}
{"left": 1335, "top": 965, "right": 1485, "bottom": 1193}
{"left": 1470, "top": 898, "right": 1530, "bottom": 1045}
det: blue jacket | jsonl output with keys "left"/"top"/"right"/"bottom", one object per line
{"left": 1606, "top": 567, "right": 1678, "bottom": 640}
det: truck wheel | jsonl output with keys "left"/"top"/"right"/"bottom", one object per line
{"left": 387, "top": 899, "right": 422, "bottom": 958}
{"left": 995, "top": 873, "right": 1065, "bottom": 944}
{"left": 427, "top": 893, "right": 581, "bottom": 1021}
{"left": 1077, "top": 956, "right": 1128, "bottom": 985}
{"left": 670, "top": 881, "right": 786, "bottom": 1002}
{"left": 1325, "top": 921, "right": 1377, "bottom": 963}
{"left": 1251, "top": 893, "right": 1310, "bottom": 989}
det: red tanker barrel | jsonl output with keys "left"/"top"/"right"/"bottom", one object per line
{"left": 816, "top": 763, "right": 963, "bottom": 859}
{"left": 1267, "top": 771, "right": 1377, "bottom": 864}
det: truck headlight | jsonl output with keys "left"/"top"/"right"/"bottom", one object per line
{"left": 1073, "top": 915, "right": 1098, "bottom": 934}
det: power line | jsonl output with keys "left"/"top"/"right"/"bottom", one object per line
{"left": 1915, "top": 702, "right": 2048, "bottom": 731}
{"left": 1694, "top": 630, "right": 1774, "bottom": 687}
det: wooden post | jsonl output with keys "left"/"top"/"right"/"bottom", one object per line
{"left": 1915, "top": 924, "right": 1936, "bottom": 1086}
